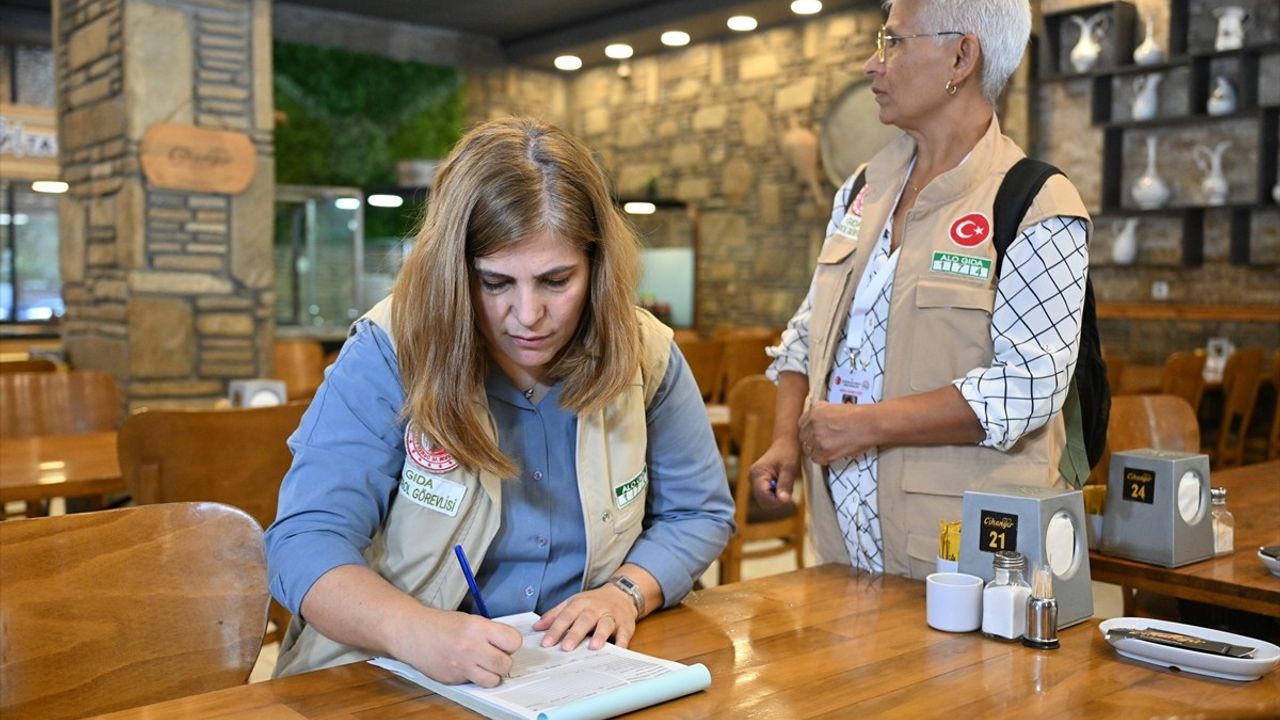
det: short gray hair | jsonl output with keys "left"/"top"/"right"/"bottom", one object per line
{"left": 883, "top": 0, "right": 1031, "bottom": 104}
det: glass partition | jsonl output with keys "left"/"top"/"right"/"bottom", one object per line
{"left": 274, "top": 185, "right": 365, "bottom": 329}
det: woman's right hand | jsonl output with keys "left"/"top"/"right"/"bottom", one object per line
{"left": 395, "top": 610, "right": 524, "bottom": 687}
{"left": 749, "top": 436, "right": 802, "bottom": 507}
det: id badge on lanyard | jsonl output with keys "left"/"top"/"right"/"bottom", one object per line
{"left": 827, "top": 228, "right": 895, "bottom": 406}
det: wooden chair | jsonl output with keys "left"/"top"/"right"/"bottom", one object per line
{"left": 1087, "top": 393, "right": 1201, "bottom": 486}
{"left": 719, "top": 335, "right": 775, "bottom": 406}
{"left": 1160, "top": 350, "right": 1207, "bottom": 414}
{"left": 273, "top": 338, "right": 326, "bottom": 400}
{"left": 1203, "top": 348, "right": 1265, "bottom": 469}
{"left": 118, "top": 402, "right": 308, "bottom": 644}
{"left": 717, "top": 375, "right": 805, "bottom": 585}
{"left": 0, "top": 369, "right": 120, "bottom": 438}
{"left": 0, "top": 358, "right": 57, "bottom": 374}
{"left": 0, "top": 502, "right": 269, "bottom": 720}
{"left": 671, "top": 328, "right": 701, "bottom": 345}
{"left": 1083, "top": 394, "right": 1199, "bottom": 616}
{"left": 676, "top": 337, "right": 725, "bottom": 403}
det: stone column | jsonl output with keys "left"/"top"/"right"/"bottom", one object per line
{"left": 54, "top": 0, "right": 274, "bottom": 410}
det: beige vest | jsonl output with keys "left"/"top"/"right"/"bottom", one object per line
{"left": 805, "top": 117, "right": 1091, "bottom": 580}
{"left": 275, "top": 299, "right": 673, "bottom": 676}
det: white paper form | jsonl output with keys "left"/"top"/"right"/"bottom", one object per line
{"left": 370, "top": 612, "right": 711, "bottom": 720}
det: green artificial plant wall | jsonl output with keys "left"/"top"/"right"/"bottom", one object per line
{"left": 273, "top": 41, "right": 463, "bottom": 191}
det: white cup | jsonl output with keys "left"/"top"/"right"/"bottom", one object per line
{"left": 926, "top": 572, "right": 983, "bottom": 632}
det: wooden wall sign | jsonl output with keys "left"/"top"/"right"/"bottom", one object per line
{"left": 139, "top": 123, "right": 256, "bottom": 194}
{"left": 0, "top": 103, "right": 60, "bottom": 181}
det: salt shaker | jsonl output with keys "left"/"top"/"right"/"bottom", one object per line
{"left": 1211, "top": 487, "right": 1234, "bottom": 556}
{"left": 982, "top": 550, "right": 1031, "bottom": 641}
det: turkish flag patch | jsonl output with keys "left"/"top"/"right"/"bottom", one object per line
{"left": 948, "top": 212, "right": 991, "bottom": 248}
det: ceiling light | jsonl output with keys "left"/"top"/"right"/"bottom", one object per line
{"left": 334, "top": 197, "right": 361, "bottom": 210}
{"left": 368, "top": 194, "right": 405, "bottom": 208}
{"left": 661, "top": 31, "right": 690, "bottom": 47}
{"left": 791, "top": 0, "right": 823, "bottom": 15}
{"left": 727, "top": 15, "right": 757, "bottom": 32}
{"left": 605, "top": 43, "right": 633, "bottom": 60}
{"left": 31, "top": 180, "right": 69, "bottom": 193}
{"left": 623, "top": 202, "right": 657, "bottom": 215}
{"left": 554, "top": 55, "right": 583, "bottom": 71}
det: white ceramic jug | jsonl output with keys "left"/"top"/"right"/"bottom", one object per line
{"left": 1193, "top": 141, "right": 1233, "bottom": 206}
{"left": 1207, "top": 77, "right": 1237, "bottom": 116}
{"left": 1132, "top": 136, "right": 1170, "bottom": 210}
{"left": 1068, "top": 12, "right": 1108, "bottom": 73}
{"left": 1111, "top": 218, "right": 1139, "bottom": 265}
{"left": 1132, "top": 73, "right": 1162, "bottom": 121}
{"left": 1133, "top": 12, "right": 1164, "bottom": 66}
{"left": 1213, "top": 6, "right": 1249, "bottom": 52}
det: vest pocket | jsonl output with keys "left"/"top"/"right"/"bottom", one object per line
{"left": 817, "top": 233, "right": 858, "bottom": 265}
{"left": 907, "top": 280, "right": 995, "bottom": 393}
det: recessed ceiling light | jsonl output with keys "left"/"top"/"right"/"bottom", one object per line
{"left": 605, "top": 43, "right": 633, "bottom": 60}
{"left": 661, "top": 30, "right": 690, "bottom": 47}
{"left": 31, "top": 180, "right": 69, "bottom": 193}
{"left": 727, "top": 15, "right": 757, "bottom": 32}
{"left": 334, "top": 197, "right": 361, "bottom": 210}
{"left": 368, "top": 194, "right": 405, "bottom": 208}
{"left": 554, "top": 55, "right": 583, "bottom": 71}
{"left": 791, "top": 0, "right": 823, "bottom": 15}
{"left": 623, "top": 202, "right": 657, "bottom": 215}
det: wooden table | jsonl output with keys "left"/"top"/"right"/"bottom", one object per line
{"left": 87, "top": 565, "right": 1278, "bottom": 719}
{"left": 1090, "top": 461, "right": 1280, "bottom": 618}
{"left": 0, "top": 431, "right": 123, "bottom": 504}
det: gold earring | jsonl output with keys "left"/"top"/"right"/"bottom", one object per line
{"left": 945, "top": 79, "right": 959, "bottom": 96}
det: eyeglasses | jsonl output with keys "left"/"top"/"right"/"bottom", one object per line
{"left": 875, "top": 26, "right": 964, "bottom": 62}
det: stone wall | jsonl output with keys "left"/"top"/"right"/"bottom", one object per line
{"left": 462, "top": 6, "right": 1033, "bottom": 331}
{"left": 55, "top": 0, "right": 275, "bottom": 410}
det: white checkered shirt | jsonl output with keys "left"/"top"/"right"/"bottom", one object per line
{"left": 767, "top": 172, "right": 1090, "bottom": 572}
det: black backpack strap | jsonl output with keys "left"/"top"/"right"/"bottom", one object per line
{"left": 992, "top": 158, "right": 1062, "bottom": 275}
{"left": 840, "top": 166, "right": 868, "bottom": 217}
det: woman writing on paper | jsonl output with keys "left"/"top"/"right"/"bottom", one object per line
{"left": 265, "top": 118, "right": 734, "bottom": 686}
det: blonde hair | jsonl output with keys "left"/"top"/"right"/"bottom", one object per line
{"left": 391, "top": 117, "right": 642, "bottom": 478}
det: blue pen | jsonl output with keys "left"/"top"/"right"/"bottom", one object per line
{"left": 454, "top": 544, "right": 491, "bottom": 618}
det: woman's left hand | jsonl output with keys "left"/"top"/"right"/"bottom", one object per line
{"left": 533, "top": 586, "right": 639, "bottom": 651}
{"left": 799, "top": 401, "right": 878, "bottom": 465}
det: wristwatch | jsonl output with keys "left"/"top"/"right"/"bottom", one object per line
{"left": 608, "top": 574, "right": 645, "bottom": 617}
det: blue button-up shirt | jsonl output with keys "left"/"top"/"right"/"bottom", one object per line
{"left": 265, "top": 319, "right": 734, "bottom": 618}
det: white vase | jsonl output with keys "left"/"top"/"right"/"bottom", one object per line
{"left": 1207, "top": 77, "right": 1237, "bottom": 116}
{"left": 1068, "top": 12, "right": 1107, "bottom": 73}
{"left": 1111, "top": 218, "right": 1139, "bottom": 265}
{"left": 1193, "top": 141, "right": 1232, "bottom": 206}
{"left": 1213, "top": 6, "right": 1249, "bottom": 52}
{"left": 1131, "top": 136, "right": 1170, "bottom": 210}
{"left": 1133, "top": 12, "right": 1164, "bottom": 66}
{"left": 1132, "top": 73, "right": 1162, "bottom": 121}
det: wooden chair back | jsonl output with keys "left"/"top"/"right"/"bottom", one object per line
{"left": 1160, "top": 350, "right": 1207, "bottom": 413}
{"left": 118, "top": 402, "right": 306, "bottom": 528}
{"left": 273, "top": 339, "right": 325, "bottom": 400}
{"left": 118, "top": 402, "right": 307, "bottom": 644}
{"left": 1087, "top": 394, "right": 1199, "bottom": 485}
{"left": 719, "top": 336, "right": 775, "bottom": 406}
{"left": 0, "top": 370, "right": 120, "bottom": 438}
{"left": 1207, "top": 348, "right": 1265, "bottom": 468}
{"left": 671, "top": 328, "right": 701, "bottom": 345}
{"left": 676, "top": 338, "right": 725, "bottom": 403}
{"left": 0, "top": 502, "right": 269, "bottom": 720}
{"left": 718, "top": 375, "right": 804, "bottom": 584}
{"left": 0, "top": 358, "right": 57, "bottom": 374}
